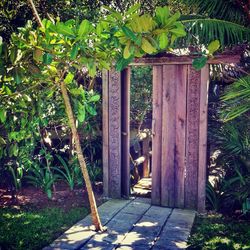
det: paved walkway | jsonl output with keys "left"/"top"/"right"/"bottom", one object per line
{"left": 44, "top": 198, "right": 196, "bottom": 250}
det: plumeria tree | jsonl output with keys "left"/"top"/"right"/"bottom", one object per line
{"left": 0, "top": 2, "right": 187, "bottom": 230}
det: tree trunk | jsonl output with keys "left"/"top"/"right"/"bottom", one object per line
{"left": 27, "top": 0, "right": 103, "bottom": 231}
{"left": 61, "top": 81, "right": 103, "bottom": 231}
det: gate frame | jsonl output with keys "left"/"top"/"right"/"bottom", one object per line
{"left": 102, "top": 54, "right": 240, "bottom": 212}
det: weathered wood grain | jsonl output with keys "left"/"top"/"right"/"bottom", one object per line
{"left": 198, "top": 65, "right": 209, "bottom": 212}
{"left": 131, "top": 54, "right": 240, "bottom": 66}
{"left": 175, "top": 65, "right": 187, "bottom": 208}
{"left": 142, "top": 136, "right": 150, "bottom": 178}
{"left": 151, "top": 66, "right": 163, "bottom": 206}
{"left": 161, "top": 65, "right": 176, "bottom": 207}
{"left": 121, "top": 68, "right": 131, "bottom": 198}
{"left": 102, "top": 70, "right": 109, "bottom": 197}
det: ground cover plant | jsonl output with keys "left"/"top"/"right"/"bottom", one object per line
{"left": 188, "top": 214, "right": 250, "bottom": 250}
{"left": 0, "top": 206, "right": 88, "bottom": 250}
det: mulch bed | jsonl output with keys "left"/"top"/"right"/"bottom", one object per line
{"left": 0, "top": 182, "right": 104, "bottom": 211}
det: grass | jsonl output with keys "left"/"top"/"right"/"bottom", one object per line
{"left": 0, "top": 206, "right": 88, "bottom": 250}
{"left": 187, "top": 214, "right": 250, "bottom": 250}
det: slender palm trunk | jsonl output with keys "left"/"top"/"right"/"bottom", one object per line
{"left": 61, "top": 81, "right": 103, "bottom": 231}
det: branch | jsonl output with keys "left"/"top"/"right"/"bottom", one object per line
{"left": 27, "top": 0, "right": 44, "bottom": 28}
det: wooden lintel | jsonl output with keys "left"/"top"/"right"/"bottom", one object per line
{"left": 131, "top": 54, "right": 240, "bottom": 66}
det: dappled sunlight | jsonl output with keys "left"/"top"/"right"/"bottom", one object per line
{"left": 135, "top": 221, "right": 158, "bottom": 227}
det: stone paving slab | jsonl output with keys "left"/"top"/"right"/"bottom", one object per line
{"left": 152, "top": 209, "right": 196, "bottom": 250}
{"left": 44, "top": 198, "right": 196, "bottom": 250}
{"left": 117, "top": 206, "right": 172, "bottom": 249}
{"left": 81, "top": 199, "right": 151, "bottom": 249}
{"left": 43, "top": 199, "right": 133, "bottom": 250}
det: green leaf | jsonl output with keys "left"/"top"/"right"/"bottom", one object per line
{"left": 46, "top": 189, "right": 52, "bottom": 199}
{"left": 164, "top": 12, "right": 180, "bottom": 27}
{"left": 88, "top": 64, "right": 96, "bottom": 78}
{"left": 77, "top": 102, "right": 86, "bottom": 123}
{"left": 78, "top": 20, "right": 92, "bottom": 37}
{"left": 13, "top": 68, "right": 22, "bottom": 84}
{"left": 13, "top": 143, "right": 18, "bottom": 157}
{"left": 89, "top": 94, "right": 100, "bottom": 102}
{"left": 126, "top": 4, "right": 141, "bottom": 15}
{"left": 141, "top": 38, "right": 156, "bottom": 54}
{"left": 208, "top": 40, "right": 220, "bottom": 55}
{"left": 159, "top": 33, "right": 168, "bottom": 49}
{"left": 70, "top": 44, "right": 79, "bottom": 60}
{"left": 96, "top": 23, "right": 103, "bottom": 36}
{"left": 155, "top": 6, "right": 170, "bottom": 25}
{"left": 122, "top": 26, "right": 137, "bottom": 42}
{"left": 10, "top": 47, "right": 17, "bottom": 64}
{"left": 86, "top": 105, "right": 97, "bottom": 116}
{"left": 0, "top": 108, "right": 7, "bottom": 123}
{"left": 192, "top": 56, "right": 208, "bottom": 70}
{"left": 43, "top": 53, "right": 53, "bottom": 65}
{"left": 56, "top": 23, "right": 74, "bottom": 36}
{"left": 64, "top": 72, "right": 74, "bottom": 84}
{"left": 123, "top": 43, "right": 131, "bottom": 59}
{"left": 115, "top": 56, "right": 134, "bottom": 71}
{"left": 70, "top": 88, "right": 82, "bottom": 96}
{"left": 170, "top": 27, "right": 186, "bottom": 37}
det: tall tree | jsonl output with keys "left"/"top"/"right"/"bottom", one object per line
{"left": 27, "top": 0, "right": 103, "bottom": 231}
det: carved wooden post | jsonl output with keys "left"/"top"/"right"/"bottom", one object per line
{"left": 102, "top": 68, "right": 122, "bottom": 198}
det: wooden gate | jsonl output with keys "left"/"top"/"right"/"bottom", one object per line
{"left": 102, "top": 55, "right": 239, "bottom": 212}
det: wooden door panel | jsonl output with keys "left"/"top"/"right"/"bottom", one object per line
{"left": 174, "top": 65, "right": 188, "bottom": 208}
{"left": 151, "top": 65, "right": 163, "bottom": 205}
{"left": 161, "top": 65, "right": 176, "bottom": 207}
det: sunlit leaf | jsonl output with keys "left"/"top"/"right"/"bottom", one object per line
{"left": 141, "top": 38, "right": 156, "bottom": 54}
{"left": 208, "top": 40, "right": 220, "bottom": 55}
{"left": 123, "top": 42, "right": 131, "bottom": 59}
{"left": 64, "top": 72, "right": 74, "bottom": 84}
{"left": 89, "top": 95, "right": 100, "bottom": 102}
{"left": 56, "top": 23, "right": 74, "bottom": 36}
{"left": 78, "top": 20, "right": 92, "bottom": 37}
{"left": 0, "top": 108, "right": 7, "bottom": 123}
{"left": 159, "top": 33, "right": 168, "bottom": 49}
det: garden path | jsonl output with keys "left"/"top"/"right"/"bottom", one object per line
{"left": 44, "top": 197, "right": 196, "bottom": 250}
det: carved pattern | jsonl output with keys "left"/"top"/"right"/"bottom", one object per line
{"left": 108, "top": 69, "right": 121, "bottom": 198}
{"left": 185, "top": 66, "right": 201, "bottom": 209}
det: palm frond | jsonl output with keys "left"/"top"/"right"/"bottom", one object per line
{"left": 221, "top": 76, "right": 250, "bottom": 121}
{"left": 178, "top": 18, "right": 250, "bottom": 47}
{"left": 180, "top": 0, "right": 248, "bottom": 25}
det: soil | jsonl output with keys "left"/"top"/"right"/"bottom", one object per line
{"left": 0, "top": 181, "right": 104, "bottom": 211}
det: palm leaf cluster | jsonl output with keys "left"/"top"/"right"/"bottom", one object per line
{"left": 221, "top": 76, "right": 250, "bottom": 121}
{"left": 175, "top": 0, "right": 250, "bottom": 48}
{"left": 181, "top": 0, "right": 248, "bottom": 25}
{"left": 179, "top": 18, "right": 250, "bottom": 47}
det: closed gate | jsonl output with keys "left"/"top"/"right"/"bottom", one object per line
{"left": 102, "top": 55, "right": 239, "bottom": 212}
